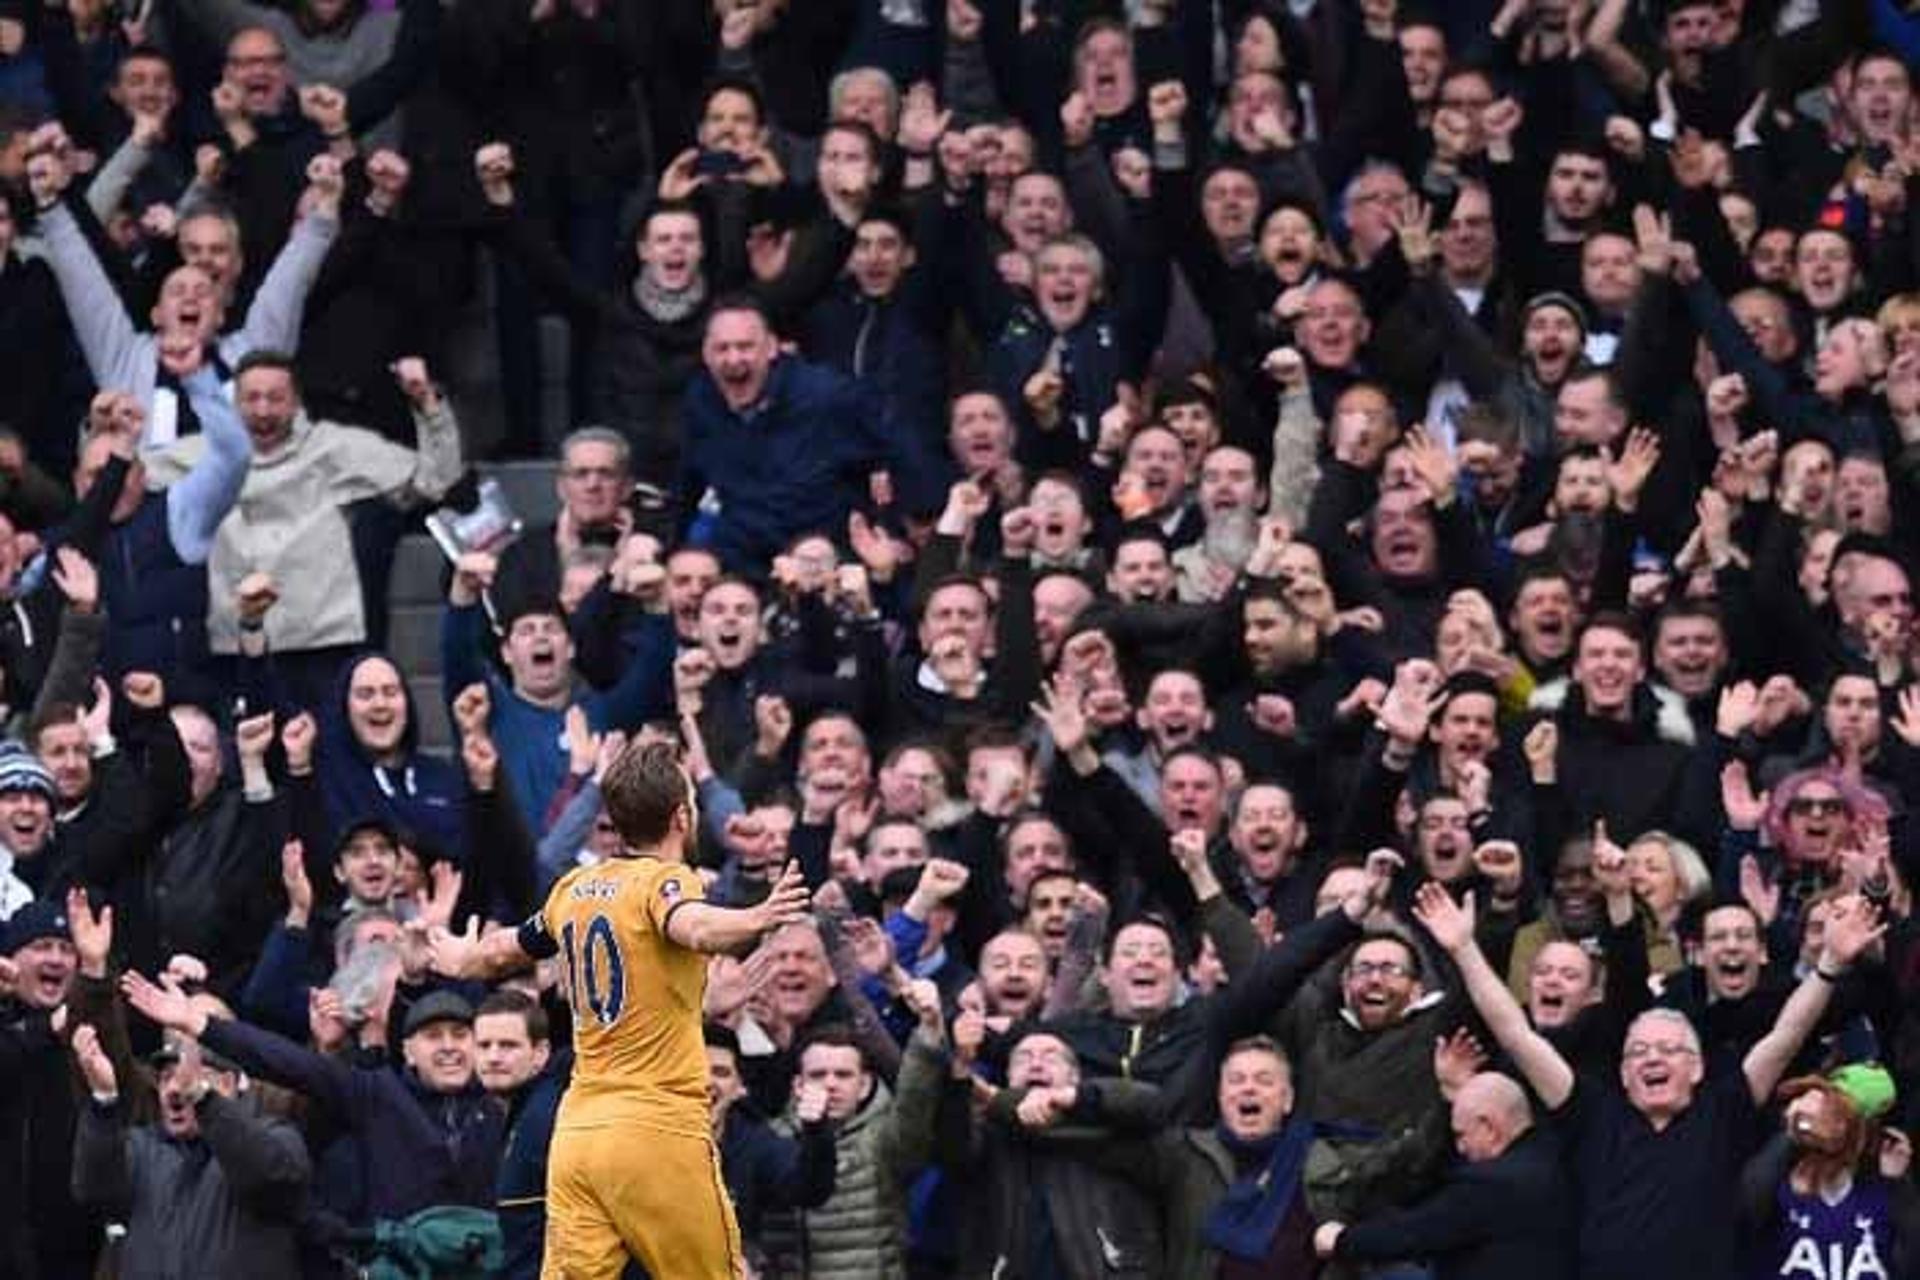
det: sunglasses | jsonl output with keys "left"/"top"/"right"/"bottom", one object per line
{"left": 1787, "top": 796, "right": 1846, "bottom": 818}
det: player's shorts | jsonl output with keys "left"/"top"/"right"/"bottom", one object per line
{"left": 541, "top": 1124, "right": 745, "bottom": 1280}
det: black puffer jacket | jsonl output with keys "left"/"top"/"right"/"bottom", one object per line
{"left": 0, "top": 1001, "right": 101, "bottom": 1280}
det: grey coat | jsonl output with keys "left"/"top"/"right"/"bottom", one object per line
{"left": 72, "top": 1089, "right": 309, "bottom": 1280}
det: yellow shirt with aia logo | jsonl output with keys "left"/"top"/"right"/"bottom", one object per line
{"left": 530, "top": 855, "right": 710, "bottom": 1138}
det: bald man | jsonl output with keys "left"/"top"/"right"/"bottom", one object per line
{"left": 1312, "top": 1072, "right": 1574, "bottom": 1280}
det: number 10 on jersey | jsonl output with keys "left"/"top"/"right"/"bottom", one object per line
{"left": 561, "top": 914, "right": 626, "bottom": 1026}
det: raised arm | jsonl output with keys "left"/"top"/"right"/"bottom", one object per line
{"left": 233, "top": 200, "right": 341, "bottom": 359}
{"left": 165, "top": 368, "right": 251, "bottom": 564}
{"left": 664, "top": 861, "right": 812, "bottom": 955}
{"left": 1743, "top": 892, "right": 1883, "bottom": 1105}
{"left": 121, "top": 971, "right": 358, "bottom": 1118}
{"left": 1413, "top": 882, "right": 1574, "bottom": 1109}
{"left": 31, "top": 201, "right": 143, "bottom": 389}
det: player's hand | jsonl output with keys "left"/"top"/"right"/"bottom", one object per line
{"left": 752, "top": 862, "right": 811, "bottom": 933}
{"left": 426, "top": 916, "right": 484, "bottom": 980}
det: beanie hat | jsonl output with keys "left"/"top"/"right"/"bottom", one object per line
{"left": 1830, "top": 1062, "right": 1897, "bottom": 1119}
{"left": 1525, "top": 290, "right": 1589, "bottom": 337}
{"left": 0, "top": 742, "right": 55, "bottom": 802}
{"left": 2, "top": 897, "right": 69, "bottom": 953}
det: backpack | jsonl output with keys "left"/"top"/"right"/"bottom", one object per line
{"left": 357, "top": 1207, "right": 505, "bottom": 1280}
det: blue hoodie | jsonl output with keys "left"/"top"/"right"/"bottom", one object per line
{"left": 318, "top": 651, "right": 467, "bottom": 860}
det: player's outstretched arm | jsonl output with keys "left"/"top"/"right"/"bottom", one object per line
{"left": 428, "top": 916, "right": 539, "bottom": 981}
{"left": 667, "top": 861, "right": 813, "bottom": 956}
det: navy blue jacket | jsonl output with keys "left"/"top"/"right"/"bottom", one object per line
{"left": 496, "top": 1053, "right": 570, "bottom": 1280}
{"left": 678, "top": 359, "right": 892, "bottom": 571}
{"left": 201, "top": 1019, "right": 505, "bottom": 1225}
{"left": 720, "top": 1101, "right": 838, "bottom": 1244}
{"left": 99, "top": 492, "right": 210, "bottom": 690}
{"left": 986, "top": 305, "right": 1129, "bottom": 473}
{"left": 803, "top": 281, "right": 950, "bottom": 473}
{"left": 1333, "top": 1127, "right": 1575, "bottom": 1280}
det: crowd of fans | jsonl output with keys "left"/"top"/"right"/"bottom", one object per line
{"left": 3, "top": 0, "right": 1920, "bottom": 1276}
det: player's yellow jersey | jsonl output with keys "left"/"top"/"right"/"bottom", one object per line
{"left": 538, "top": 855, "right": 710, "bottom": 1138}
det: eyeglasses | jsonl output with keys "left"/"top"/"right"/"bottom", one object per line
{"left": 1787, "top": 796, "right": 1846, "bottom": 817}
{"left": 565, "top": 466, "right": 624, "bottom": 482}
{"left": 1623, "top": 1040, "right": 1698, "bottom": 1061}
{"left": 1348, "top": 960, "right": 1411, "bottom": 980}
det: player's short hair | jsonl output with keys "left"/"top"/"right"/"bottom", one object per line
{"left": 600, "top": 740, "right": 690, "bottom": 847}
{"left": 476, "top": 989, "right": 550, "bottom": 1044}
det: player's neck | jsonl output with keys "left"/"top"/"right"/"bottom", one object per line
{"left": 614, "top": 841, "right": 688, "bottom": 864}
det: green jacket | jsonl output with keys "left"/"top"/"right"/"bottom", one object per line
{"left": 760, "top": 1031, "right": 954, "bottom": 1280}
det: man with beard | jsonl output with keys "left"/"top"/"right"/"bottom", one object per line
{"left": 1417, "top": 880, "right": 1885, "bottom": 1280}
{"left": 974, "top": 927, "right": 1050, "bottom": 1022}
{"left": 145, "top": 351, "right": 461, "bottom": 701}
{"left": 1018, "top": 870, "right": 1080, "bottom": 965}
{"left": 69, "top": 1019, "right": 310, "bottom": 1278}
{"left": 1173, "top": 444, "right": 1264, "bottom": 602}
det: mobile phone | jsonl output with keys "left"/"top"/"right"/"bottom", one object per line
{"left": 695, "top": 149, "right": 747, "bottom": 178}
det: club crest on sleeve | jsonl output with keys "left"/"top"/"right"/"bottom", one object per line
{"left": 660, "top": 877, "right": 683, "bottom": 904}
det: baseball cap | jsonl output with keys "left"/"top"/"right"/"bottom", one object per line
{"left": 333, "top": 818, "right": 402, "bottom": 862}
{"left": 402, "top": 990, "right": 475, "bottom": 1038}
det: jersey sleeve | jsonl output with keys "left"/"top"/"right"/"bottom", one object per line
{"left": 642, "top": 862, "right": 707, "bottom": 938}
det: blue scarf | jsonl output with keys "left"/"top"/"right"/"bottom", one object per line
{"left": 1203, "top": 1117, "right": 1316, "bottom": 1261}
